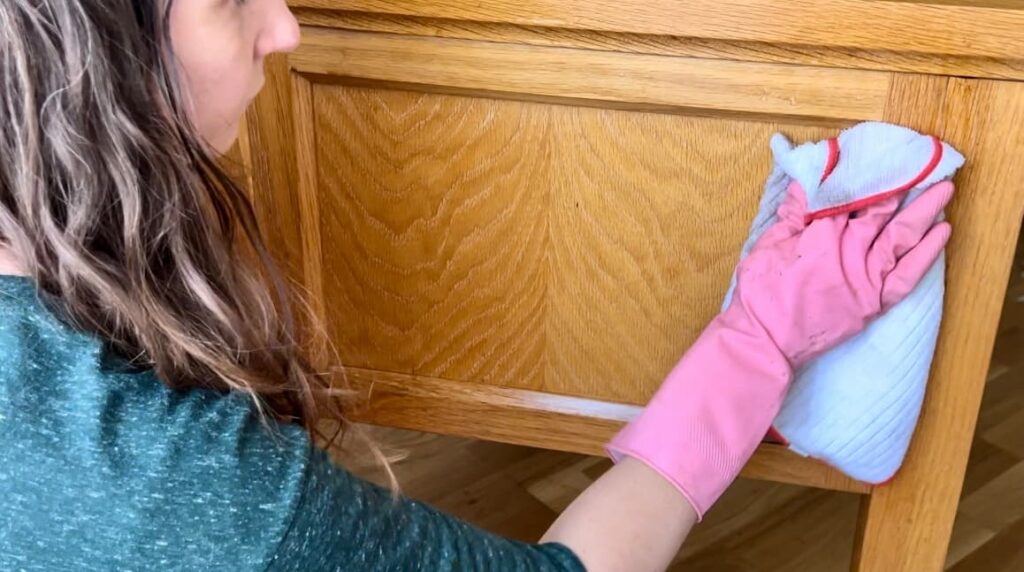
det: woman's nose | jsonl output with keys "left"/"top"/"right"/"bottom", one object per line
{"left": 256, "top": 0, "right": 301, "bottom": 57}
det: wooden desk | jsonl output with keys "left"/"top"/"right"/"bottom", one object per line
{"left": 242, "top": 2, "right": 1024, "bottom": 569}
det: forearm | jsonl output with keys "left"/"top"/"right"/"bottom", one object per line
{"left": 541, "top": 457, "right": 697, "bottom": 572}
{"left": 540, "top": 315, "right": 789, "bottom": 571}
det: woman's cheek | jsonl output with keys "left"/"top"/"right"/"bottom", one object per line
{"left": 184, "top": 63, "right": 249, "bottom": 151}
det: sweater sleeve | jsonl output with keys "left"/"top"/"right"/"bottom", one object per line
{"left": 267, "top": 445, "right": 585, "bottom": 572}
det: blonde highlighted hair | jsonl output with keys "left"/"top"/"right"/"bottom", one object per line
{"left": 0, "top": 0, "right": 356, "bottom": 449}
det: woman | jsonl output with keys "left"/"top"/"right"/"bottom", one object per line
{"left": 0, "top": 1, "right": 954, "bottom": 571}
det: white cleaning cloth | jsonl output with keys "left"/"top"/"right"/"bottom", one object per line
{"left": 723, "top": 122, "right": 965, "bottom": 483}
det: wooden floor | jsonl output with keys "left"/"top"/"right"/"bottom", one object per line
{"left": 338, "top": 243, "right": 1024, "bottom": 571}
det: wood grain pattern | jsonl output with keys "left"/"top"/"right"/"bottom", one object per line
{"left": 294, "top": 10, "right": 1024, "bottom": 81}
{"left": 852, "top": 77, "right": 1024, "bottom": 572}
{"left": 313, "top": 86, "right": 551, "bottom": 387}
{"left": 245, "top": 55, "right": 305, "bottom": 290}
{"left": 291, "top": 28, "right": 892, "bottom": 122}
{"left": 310, "top": 82, "right": 841, "bottom": 401}
{"left": 290, "top": 0, "right": 1024, "bottom": 60}
{"left": 544, "top": 107, "right": 758, "bottom": 402}
{"left": 288, "top": 74, "right": 331, "bottom": 359}
{"left": 344, "top": 367, "right": 873, "bottom": 494}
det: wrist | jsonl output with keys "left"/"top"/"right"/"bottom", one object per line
{"left": 606, "top": 311, "right": 794, "bottom": 519}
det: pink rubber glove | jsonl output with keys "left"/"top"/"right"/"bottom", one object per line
{"left": 607, "top": 181, "right": 955, "bottom": 519}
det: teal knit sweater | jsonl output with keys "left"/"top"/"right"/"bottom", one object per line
{"left": 0, "top": 275, "right": 584, "bottom": 571}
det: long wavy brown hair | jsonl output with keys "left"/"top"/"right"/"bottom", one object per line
{"left": 0, "top": 0, "right": 349, "bottom": 443}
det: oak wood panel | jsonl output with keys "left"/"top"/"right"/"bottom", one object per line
{"left": 290, "top": 0, "right": 1024, "bottom": 60}
{"left": 288, "top": 74, "right": 332, "bottom": 359}
{"left": 294, "top": 10, "right": 1024, "bottom": 82}
{"left": 290, "top": 28, "right": 893, "bottom": 122}
{"left": 543, "top": 108, "right": 779, "bottom": 402}
{"left": 852, "top": 77, "right": 1024, "bottom": 572}
{"left": 345, "top": 367, "right": 873, "bottom": 494}
{"left": 309, "top": 82, "right": 844, "bottom": 402}
{"left": 314, "top": 86, "right": 551, "bottom": 388}
{"left": 245, "top": 55, "right": 305, "bottom": 290}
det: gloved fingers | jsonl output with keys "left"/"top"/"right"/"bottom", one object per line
{"left": 874, "top": 181, "right": 954, "bottom": 255}
{"left": 847, "top": 194, "right": 903, "bottom": 242}
{"left": 867, "top": 181, "right": 955, "bottom": 277}
{"left": 804, "top": 191, "right": 902, "bottom": 256}
{"left": 880, "top": 221, "right": 951, "bottom": 311}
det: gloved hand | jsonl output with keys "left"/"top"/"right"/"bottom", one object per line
{"left": 607, "top": 181, "right": 955, "bottom": 519}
